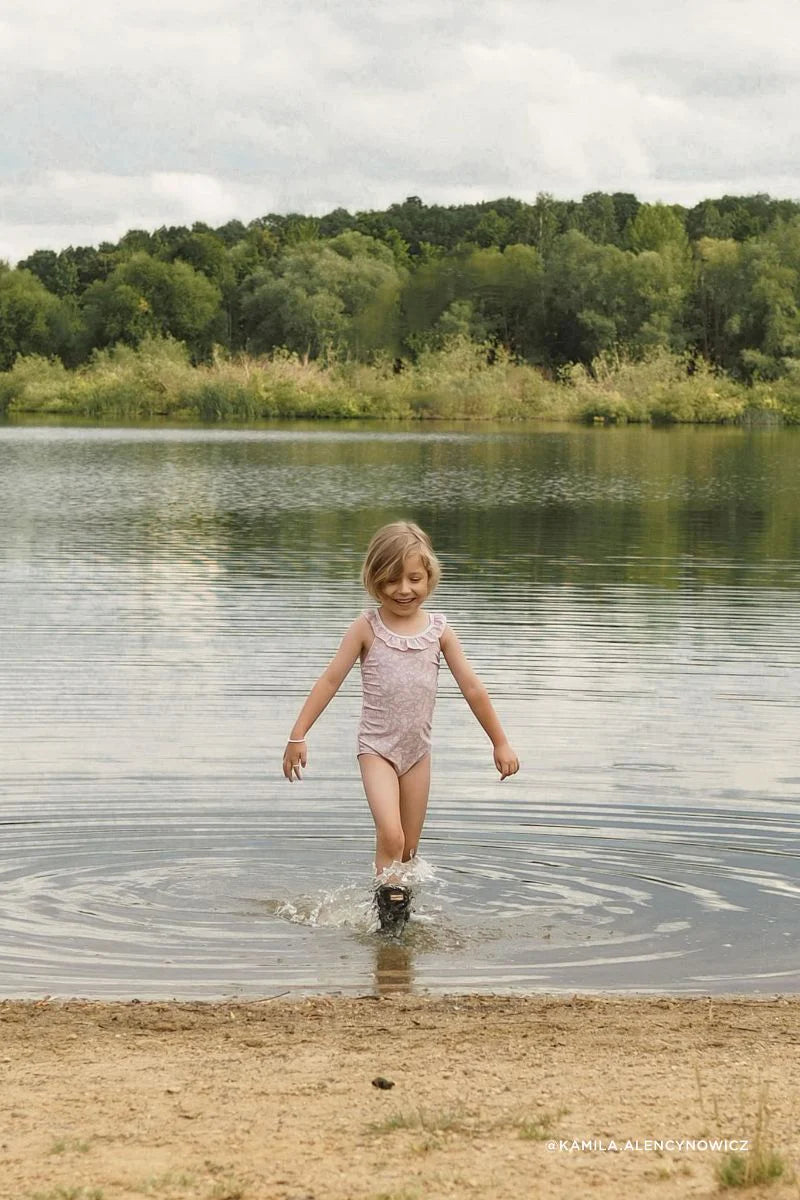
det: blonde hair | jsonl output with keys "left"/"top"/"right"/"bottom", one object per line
{"left": 361, "top": 521, "right": 442, "bottom": 600}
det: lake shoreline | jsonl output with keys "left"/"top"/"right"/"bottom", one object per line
{"left": 2, "top": 339, "right": 798, "bottom": 426}
{"left": 4, "top": 993, "right": 799, "bottom": 1198}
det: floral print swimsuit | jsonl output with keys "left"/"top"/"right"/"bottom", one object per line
{"left": 356, "top": 608, "right": 447, "bottom": 776}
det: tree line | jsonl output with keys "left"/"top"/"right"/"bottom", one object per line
{"left": 3, "top": 191, "right": 800, "bottom": 384}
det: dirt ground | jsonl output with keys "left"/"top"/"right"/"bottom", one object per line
{"left": 2, "top": 993, "right": 799, "bottom": 1200}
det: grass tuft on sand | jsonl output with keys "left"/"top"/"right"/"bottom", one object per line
{"left": 714, "top": 1085, "right": 792, "bottom": 1190}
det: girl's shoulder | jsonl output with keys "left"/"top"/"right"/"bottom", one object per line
{"left": 352, "top": 611, "right": 375, "bottom": 638}
{"left": 433, "top": 611, "right": 452, "bottom": 645}
{"left": 339, "top": 612, "right": 374, "bottom": 650}
{"left": 429, "top": 610, "right": 447, "bottom": 635}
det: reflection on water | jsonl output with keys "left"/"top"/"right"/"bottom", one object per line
{"left": 375, "top": 941, "right": 414, "bottom": 996}
{"left": 1, "top": 420, "right": 799, "bottom": 997}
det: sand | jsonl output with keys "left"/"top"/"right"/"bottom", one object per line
{"left": 2, "top": 993, "right": 799, "bottom": 1200}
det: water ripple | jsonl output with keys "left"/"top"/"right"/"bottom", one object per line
{"left": 1, "top": 423, "right": 799, "bottom": 996}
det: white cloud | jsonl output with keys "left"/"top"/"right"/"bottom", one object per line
{"left": 0, "top": 172, "right": 270, "bottom": 261}
{"left": 2, "top": 0, "right": 800, "bottom": 264}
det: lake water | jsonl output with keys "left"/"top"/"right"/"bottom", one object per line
{"left": 1, "top": 420, "right": 799, "bottom": 999}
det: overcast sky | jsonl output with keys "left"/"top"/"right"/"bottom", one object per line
{"left": 1, "top": 0, "right": 799, "bottom": 264}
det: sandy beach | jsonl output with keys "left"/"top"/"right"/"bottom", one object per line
{"left": 2, "top": 993, "right": 799, "bottom": 1200}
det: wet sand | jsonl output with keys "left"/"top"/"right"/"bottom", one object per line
{"left": 2, "top": 993, "right": 799, "bottom": 1200}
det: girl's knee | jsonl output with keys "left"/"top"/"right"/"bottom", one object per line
{"left": 377, "top": 827, "right": 405, "bottom": 862}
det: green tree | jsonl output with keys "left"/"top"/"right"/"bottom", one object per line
{"left": 573, "top": 192, "right": 620, "bottom": 246}
{"left": 717, "top": 194, "right": 774, "bottom": 241}
{"left": 544, "top": 232, "right": 632, "bottom": 363}
{"left": 686, "top": 200, "right": 734, "bottom": 242}
{"left": 628, "top": 204, "right": 690, "bottom": 257}
{"left": 611, "top": 193, "right": 641, "bottom": 237}
{"left": 0, "top": 268, "right": 62, "bottom": 369}
{"left": 628, "top": 250, "right": 689, "bottom": 353}
{"left": 213, "top": 218, "right": 248, "bottom": 247}
{"left": 470, "top": 209, "right": 512, "bottom": 249}
{"left": 241, "top": 232, "right": 404, "bottom": 360}
{"left": 168, "top": 232, "right": 231, "bottom": 287}
{"left": 399, "top": 244, "right": 544, "bottom": 359}
{"left": 738, "top": 223, "right": 800, "bottom": 377}
{"left": 529, "top": 193, "right": 561, "bottom": 260}
{"left": 319, "top": 208, "right": 356, "bottom": 238}
{"left": 117, "top": 229, "right": 157, "bottom": 257}
{"left": 690, "top": 238, "right": 746, "bottom": 369}
{"left": 16, "top": 249, "right": 79, "bottom": 297}
{"left": 165, "top": 232, "right": 238, "bottom": 348}
{"left": 80, "top": 253, "right": 223, "bottom": 358}
{"left": 41, "top": 245, "right": 116, "bottom": 295}
{"left": 463, "top": 244, "right": 544, "bottom": 357}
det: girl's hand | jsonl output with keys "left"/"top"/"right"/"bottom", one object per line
{"left": 283, "top": 740, "right": 307, "bottom": 782}
{"left": 493, "top": 741, "right": 519, "bottom": 780}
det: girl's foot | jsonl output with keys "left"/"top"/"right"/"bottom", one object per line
{"left": 374, "top": 884, "right": 411, "bottom": 933}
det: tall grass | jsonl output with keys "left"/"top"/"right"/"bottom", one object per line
{"left": 561, "top": 349, "right": 752, "bottom": 424}
{"left": 0, "top": 335, "right": 795, "bottom": 425}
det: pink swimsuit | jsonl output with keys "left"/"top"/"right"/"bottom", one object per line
{"left": 356, "top": 608, "right": 447, "bottom": 776}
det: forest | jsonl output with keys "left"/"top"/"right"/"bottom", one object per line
{"left": 2, "top": 191, "right": 800, "bottom": 422}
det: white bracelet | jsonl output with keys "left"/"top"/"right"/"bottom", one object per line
{"left": 287, "top": 737, "right": 306, "bottom": 742}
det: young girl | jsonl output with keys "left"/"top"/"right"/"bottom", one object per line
{"left": 282, "top": 521, "right": 520, "bottom": 929}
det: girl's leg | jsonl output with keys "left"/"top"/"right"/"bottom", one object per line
{"left": 358, "top": 753, "right": 404, "bottom": 874}
{"left": 398, "top": 753, "right": 431, "bottom": 861}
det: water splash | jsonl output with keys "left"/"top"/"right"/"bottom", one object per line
{"left": 373, "top": 855, "right": 439, "bottom": 890}
{"left": 269, "top": 856, "right": 444, "bottom": 933}
{"left": 271, "top": 882, "right": 372, "bottom": 929}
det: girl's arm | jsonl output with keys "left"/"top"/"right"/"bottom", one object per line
{"left": 440, "top": 625, "right": 520, "bottom": 780}
{"left": 282, "top": 616, "right": 369, "bottom": 782}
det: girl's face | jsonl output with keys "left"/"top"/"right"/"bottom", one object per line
{"left": 380, "top": 552, "right": 430, "bottom": 615}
